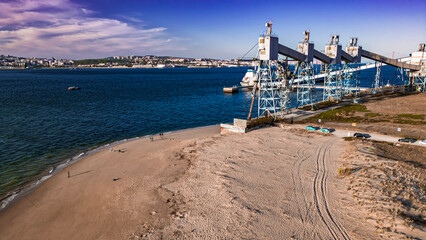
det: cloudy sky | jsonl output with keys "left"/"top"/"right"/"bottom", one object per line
{"left": 0, "top": 0, "right": 425, "bottom": 60}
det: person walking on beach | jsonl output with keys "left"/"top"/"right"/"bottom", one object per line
{"left": 68, "top": 171, "right": 70, "bottom": 178}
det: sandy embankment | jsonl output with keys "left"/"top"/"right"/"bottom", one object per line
{"left": 0, "top": 126, "right": 220, "bottom": 239}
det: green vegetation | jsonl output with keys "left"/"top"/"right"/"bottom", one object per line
{"left": 340, "top": 104, "right": 369, "bottom": 112}
{"left": 397, "top": 114, "right": 424, "bottom": 120}
{"left": 303, "top": 104, "right": 369, "bottom": 123}
{"left": 392, "top": 119, "right": 426, "bottom": 125}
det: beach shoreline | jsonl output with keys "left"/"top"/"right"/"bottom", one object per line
{"left": 0, "top": 124, "right": 221, "bottom": 239}
{"left": 0, "top": 124, "right": 220, "bottom": 212}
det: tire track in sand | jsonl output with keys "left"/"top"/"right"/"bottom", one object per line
{"left": 290, "top": 148, "right": 311, "bottom": 237}
{"left": 312, "top": 142, "right": 351, "bottom": 240}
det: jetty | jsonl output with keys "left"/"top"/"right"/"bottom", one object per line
{"left": 223, "top": 85, "right": 251, "bottom": 93}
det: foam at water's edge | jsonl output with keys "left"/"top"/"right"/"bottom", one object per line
{"left": 1, "top": 193, "right": 17, "bottom": 210}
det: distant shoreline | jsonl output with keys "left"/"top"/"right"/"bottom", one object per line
{"left": 0, "top": 66, "right": 249, "bottom": 70}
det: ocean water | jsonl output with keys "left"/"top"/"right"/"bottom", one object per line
{"left": 0, "top": 65, "right": 404, "bottom": 199}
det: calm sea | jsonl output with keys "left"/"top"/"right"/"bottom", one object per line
{"left": 0, "top": 66, "right": 404, "bottom": 199}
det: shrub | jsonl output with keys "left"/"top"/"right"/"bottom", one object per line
{"left": 337, "top": 167, "right": 355, "bottom": 175}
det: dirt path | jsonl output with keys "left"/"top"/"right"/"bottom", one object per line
{"left": 292, "top": 124, "right": 425, "bottom": 147}
{"left": 152, "top": 126, "right": 374, "bottom": 239}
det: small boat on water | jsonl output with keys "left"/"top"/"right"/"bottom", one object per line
{"left": 68, "top": 86, "right": 81, "bottom": 91}
{"left": 240, "top": 68, "right": 256, "bottom": 87}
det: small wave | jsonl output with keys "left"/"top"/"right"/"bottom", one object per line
{"left": 35, "top": 175, "right": 52, "bottom": 185}
{"left": 72, "top": 152, "right": 85, "bottom": 160}
{"left": 1, "top": 173, "right": 53, "bottom": 210}
{"left": 1, "top": 193, "right": 17, "bottom": 209}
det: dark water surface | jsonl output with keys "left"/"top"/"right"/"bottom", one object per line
{"left": 0, "top": 66, "right": 403, "bottom": 198}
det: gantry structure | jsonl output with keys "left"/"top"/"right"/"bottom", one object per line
{"left": 248, "top": 23, "right": 425, "bottom": 119}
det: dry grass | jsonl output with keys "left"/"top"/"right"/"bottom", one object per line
{"left": 337, "top": 167, "right": 356, "bottom": 176}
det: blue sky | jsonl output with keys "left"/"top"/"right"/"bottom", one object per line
{"left": 0, "top": 0, "right": 424, "bottom": 60}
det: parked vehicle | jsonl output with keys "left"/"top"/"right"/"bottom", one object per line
{"left": 353, "top": 133, "right": 370, "bottom": 138}
{"left": 321, "top": 128, "right": 331, "bottom": 133}
{"left": 306, "top": 126, "right": 319, "bottom": 130}
{"left": 398, "top": 138, "right": 417, "bottom": 143}
{"left": 419, "top": 140, "right": 426, "bottom": 145}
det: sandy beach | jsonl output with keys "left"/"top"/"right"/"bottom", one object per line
{"left": 0, "top": 126, "right": 220, "bottom": 239}
{"left": 1, "top": 124, "right": 365, "bottom": 239}
{"left": 0, "top": 93, "right": 425, "bottom": 239}
{"left": 0, "top": 125, "right": 383, "bottom": 239}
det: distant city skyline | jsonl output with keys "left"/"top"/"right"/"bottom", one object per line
{"left": 0, "top": 0, "right": 425, "bottom": 60}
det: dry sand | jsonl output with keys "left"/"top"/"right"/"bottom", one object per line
{"left": 151, "top": 127, "right": 377, "bottom": 239}
{"left": 362, "top": 92, "right": 425, "bottom": 116}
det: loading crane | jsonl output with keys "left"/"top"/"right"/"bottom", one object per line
{"left": 248, "top": 22, "right": 426, "bottom": 119}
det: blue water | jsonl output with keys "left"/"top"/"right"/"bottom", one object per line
{"left": 0, "top": 65, "right": 403, "bottom": 198}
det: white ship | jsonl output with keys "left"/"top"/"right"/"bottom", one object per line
{"left": 240, "top": 68, "right": 256, "bottom": 87}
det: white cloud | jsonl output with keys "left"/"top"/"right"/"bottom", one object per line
{"left": 81, "top": 8, "right": 94, "bottom": 15}
{"left": 0, "top": 0, "right": 186, "bottom": 59}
